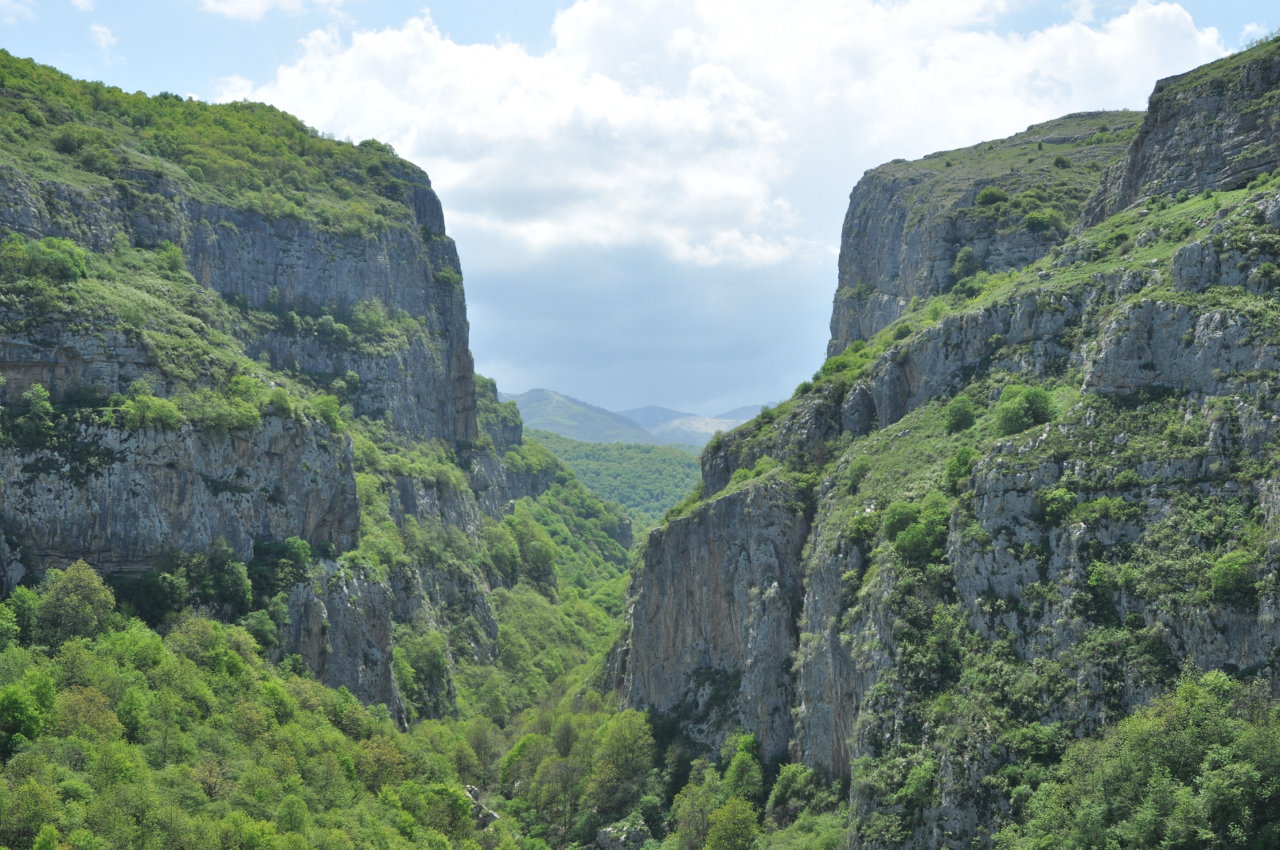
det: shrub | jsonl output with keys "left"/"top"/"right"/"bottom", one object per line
{"left": 1052, "top": 155, "right": 1071, "bottom": 168}
{"left": 890, "top": 492, "right": 950, "bottom": 567}
{"left": 1037, "top": 486, "right": 1076, "bottom": 524}
{"left": 882, "top": 501, "right": 921, "bottom": 541}
{"left": 118, "top": 393, "right": 185, "bottom": 430}
{"left": 1209, "top": 551, "right": 1256, "bottom": 605}
{"left": 943, "top": 396, "right": 976, "bottom": 433}
{"left": 13, "top": 382, "right": 56, "bottom": 448}
{"left": 950, "top": 246, "right": 982, "bottom": 284}
{"left": 994, "top": 385, "right": 1054, "bottom": 435}
{"left": 943, "top": 448, "right": 978, "bottom": 494}
{"left": 975, "top": 186, "right": 1008, "bottom": 206}
{"left": 1024, "top": 209, "right": 1065, "bottom": 235}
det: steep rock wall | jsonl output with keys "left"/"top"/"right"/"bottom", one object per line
{"left": 829, "top": 112, "right": 1138, "bottom": 354}
{"left": 620, "top": 47, "right": 1280, "bottom": 849}
{"left": 0, "top": 164, "right": 476, "bottom": 442}
{"left": 1086, "top": 42, "right": 1280, "bottom": 224}
{"left": 621, "top": 477, "right": 810, "bottom": 763}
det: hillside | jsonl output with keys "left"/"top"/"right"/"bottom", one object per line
{"left": 503, "top": 388, "right": 657, "bottom": 444}
{"left": 508, "top": 389, "right": 758, "bottom": 447}
{"left": 617, "top": 34, "right": 1280, "bottom": 850}
{"left": 528, "top": 429, "right": 700, "bottom": 531}
{"left": 0, "top": 50, "right": 642, "bottom": 850}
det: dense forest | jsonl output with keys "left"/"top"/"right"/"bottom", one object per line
{"left": 527, "top": 430, "right": 699, "bottom": 531}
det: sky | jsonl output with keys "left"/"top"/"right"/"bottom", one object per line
{"left": 0, "top": 1, "right": 1273, "bottom": 414}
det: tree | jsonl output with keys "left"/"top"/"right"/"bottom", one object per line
{"left": 944, "top": 448, "right": 978, "bottom": 494}
{"left": 32, "top": 823, "right": 61, "bottom": 850}
{"left": 765, "top": 763, "right": 824, "bottom": 827}
{"left": 673, "top": 759, "right": 724, "bottom": 850}
{"left": 950, "top": 246, "right": 982, "bottom": 284}
{"left": 584, "top": 709, "right": 655, "bottom": 819}
{"left": 7, "top": 585, "right": 38, "bottom": 644}
{"left": 0, "top": 600, "right": 18, "bottom": 649}
{"left": 705, "top": 797, "right": 760, "bottom": 850}
{"left": 721, "top": 733, "right": 764, "bottom": 806}
{"left": 14, "top": 381, "right": 55, "bottom": 448}
{"left": 35, "top": 559, "right": 115, "bottom": 645}
{"left": 0, "top": 682, "right": 43, "bottom": 757}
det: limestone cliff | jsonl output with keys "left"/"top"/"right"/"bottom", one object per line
{"left": 0, "top": 58, "right": 631, "bottom": 726}
{"left": 828, "top": 112, "right": 1139, "bottom": 354}
{"left": 1086, "top": 43, "right": 1280, "bottom": 223}
{"left": 0, "top": 162, "right": 476, "bottom": 443}
{"left": 618, "top": 39, "right": 1280, "bottom": 849}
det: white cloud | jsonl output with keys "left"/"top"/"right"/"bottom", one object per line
{"left": 222, "top": 1, "right": 1225, "bottom": 270}
{"left": 1240, "top": 21, "right": 1272, "bottom": 46}
{"left": 0, "top": 0, "right": 35, "bottom": 25}
{"left": 199, "top": 0, "right": 344, "bottom": 21}
{"left": 89, "top": 23, "right": 116, "bottom": 50}
{"left": 71, "top": 0, "right": 93, "bottom": 11}
{"left": 1067, "top": 0, "right": 1095, "bottom": 23}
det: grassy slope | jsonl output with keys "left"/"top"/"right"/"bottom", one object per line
{"left": 0, "top": 49, "right": 427, "bottom": 238}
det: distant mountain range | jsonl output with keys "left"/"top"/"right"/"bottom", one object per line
{"left": 502, "top": 389, "right": 762, "bottom": 445}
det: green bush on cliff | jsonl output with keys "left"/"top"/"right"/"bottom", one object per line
{"left": 994, "top": 384, "right": 1055, "bottom": 435}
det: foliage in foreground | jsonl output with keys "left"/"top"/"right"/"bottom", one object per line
{"left": 0, "top": 563, "right": 499, "bottom": 850}
{"left": 997, "top": 671, "right": 1280, "bottom": 849}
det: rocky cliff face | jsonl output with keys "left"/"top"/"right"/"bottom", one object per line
{"left": 621, "top": 477, "right": 810, "bottom": 764}
{"left": 1086, "top": 44, "right": 1280, "bottom": 224}
{"left": 0, "top": 164, "right": 476, "bottom": 442}
{"left": 828, "top": 112, "right": 1139, "bottom": 354}
{"left": 0, "top": 70, "right": 612, "bottom": 725}
{"left": 619, "top": 40, "right": 1280, "bottom": 849}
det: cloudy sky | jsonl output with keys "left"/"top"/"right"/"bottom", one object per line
{"left": 0, "top": 2, "right": 1271, "bottom": 413}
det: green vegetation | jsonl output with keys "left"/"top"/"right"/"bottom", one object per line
{"left": 528, "top": 429, "right": 700, "bottom": 530}
{"left": 0, "top": 565, "right": 508, "bottom": 850}
{"left": 997, "top": 671, "right": 1280, "bottom": 849}
{"left": 993, "top": 384, "right": 1055, "bottom": 435}
{"left": 9, "top": 40, "right": 1280, "bottom": 850}
{"left": 0, "top": 51, "right": 436, "bottom": 238}
{"left": 665, "top": 117, "right": 1280, "bottom": 847}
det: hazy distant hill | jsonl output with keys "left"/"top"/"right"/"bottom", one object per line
{"left": 618, "top": 404, "right": 697, "bottom": 429}
{"left": 507, "top": 390, "right": 763, "bottom": 445}
{"left": 715, "top": 404, "right": 765, "bottom": 421}
{"left": 502, "top": 389, "right": 656, "bottom": 443}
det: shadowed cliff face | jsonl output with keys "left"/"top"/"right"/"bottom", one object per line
{"left": 618, "top": 40, "right": 1280, "bottom": 850}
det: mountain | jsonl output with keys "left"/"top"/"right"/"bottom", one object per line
{"left": 617, "top": 404, "right": 696, "bottom": 429}
{"left": 647, "top": 413, "right": 748, "bottom": 444}
{"left": 615, "top": 36, "right": 1280, "bottom": 849}
{"left": 10, "top": 35, "right": 1280, "bottom": 850}
{"left": 715, "top": 403, "right": 766, "bottom": 420}
{"left": 508, "top": 391, "right": 760, "bottom": 446}
{"left": 501, "top": 387, "right": 656, "bottom": 443}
